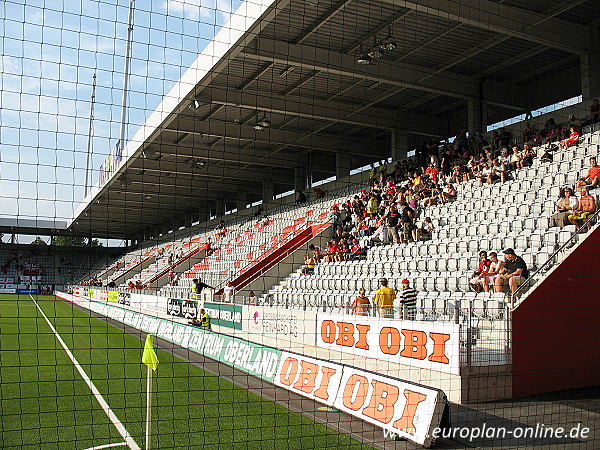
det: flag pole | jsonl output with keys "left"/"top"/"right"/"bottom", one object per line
{"left": 145, "top": 364, "right": 152, "bottom": 450}
{"left": 142, "top": 334, "right": 158, "bottom": 450}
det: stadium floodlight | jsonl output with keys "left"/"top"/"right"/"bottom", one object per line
{"left": 367, "top": 49, "right": 383, "bottom": 59}
{"left": 379, "top": 40, "right": 397, "bottom": 52}
{"left": 188, "top": 97, "right": 209, "bottom": 112}
{"left": 254, "top": 113, "right": 270, "bottom": 130}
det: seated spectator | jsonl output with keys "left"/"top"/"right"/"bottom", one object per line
{"left": 550, "top": 188, "right": 579, "bottom": 228}
{"left": 590, "top": 98, "right": 600, "bottom": 123}
{"left": 439, "top": 183, "right": 456, "bottom": 204}
{"left": 309, "top": 243, "right": 324, "bottom": 261}
{"left": 499, "top": 127, "right": 512, "bottom": 147}
{"left": 479, "top": 162, "right": 493, "bottom": 186}
{"left": 576, "top": 157, "right": 600, "bottom": 189}
{"left": 493, "top": 159, "right": 508, "bottom": 183}
{"left": 480, "top": 252, "right": 505, "bottom": 292}
{"left": 469, "top": 251, "right": 491, "bottom": 293}
{"left": 569, "top": 186, "right": 596, "bottom": 232}
{"left": 128, "top": 281, "right": 135, "bottom": 289}
{"left": 247, "top": 290, "right": 256, "bottom": 305}
{"left": 509, "top": 146, "right": 524, "bottom": 170}
{"left": 324, "top": 240, "right": 339, "bottom": 263}
{"left": 522, "top": 143, "right": 536, "bottom": 167}
{"left": 422, "top": 184, "right": 442, "bottom": 208}
{"left": 253, "top": 205, "right": 263, "bottom": 217}
{"left": 494, "top": 249, "right": 529, "bottom": 294}
{"left": 135, "top": 280, "right": 144, "bottom": 289}
{"left": 558, "top": 126, "right": 580, "bottom": 150}
{"left": 419, "top": 217, "right": 435, "bottom": 240}
{"left": 521, "top": 122, "right": 535, "bottom": 143}
{"left": 296, "top": 190, "right": 307, "bottom": 204}
{"left": 349, "top": 239, "right": 366, "bottom": 259}
{"left": 338, "top": 238, "right": 350, "bottom": 261}
{"left": 107, "top": 281, "right": 116, "bottom": 288}
{"left": 351, "top": 288, "right": 371, "bottom": 316}
{"left": 314, "top": 187, "right": 325, "bottom": 198}
{"left": 545, "top": 125, "right": 563, "bottom": 144}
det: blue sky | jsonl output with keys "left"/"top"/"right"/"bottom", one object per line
{"left": 0, "top": 0, "right": 243, "bottom": 227}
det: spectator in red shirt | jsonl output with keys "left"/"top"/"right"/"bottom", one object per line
{"left": 424, "top": 163, "right": 439, "bottom": 182}
{"left": 349, "top": 239, "right": 365, "bottom": 259}
{"left": 558, "top": 126, "right": 580, "bottom": 150}
{"left": 469, "top": 251, "right": 491, "bottom": 293}
{"left": 324, "top": 240, "right": 339, "bottom": 263}
{"left": 128, "top": 281, "right": 135, "bottom": 289}
{"left": 577, "top": 157, "right": 600, "bottom": 189}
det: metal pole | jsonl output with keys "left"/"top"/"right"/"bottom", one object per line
{"left": 145, "top": 365, "right": 152, "bottom": 450}
{"left": 84, "top": 73, "right": 96, "bottom": 197}
{"left": 119, "top": 0, "right": 135, "bottom": 154}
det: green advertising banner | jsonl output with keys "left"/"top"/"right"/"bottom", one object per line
{"left": 108, "top": 291, "right": 119, "bottom": 303}
{"left": 88, "top": 288, "right": 95, "bottom": 298}
{"left": 203, "top": 302, "right": 243, "bottom": 330}
{"left": 83, "top": 299, "right": 278, "bottom": 382}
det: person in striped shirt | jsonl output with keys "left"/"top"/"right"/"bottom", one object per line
{"left": 399, "top": 279, "right": 417, "bottom": 320}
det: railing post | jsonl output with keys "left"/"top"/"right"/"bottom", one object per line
{"left": 466, "top": 300, "right": 472, "bottom": 367}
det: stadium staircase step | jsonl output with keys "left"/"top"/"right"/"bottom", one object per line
{"left": 216, "top": 223, "right": 330, "bottom": 295}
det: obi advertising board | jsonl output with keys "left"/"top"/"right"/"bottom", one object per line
{"left": 316, "top": 314, "right": 461, "bottom": 375}
{"left": 55, "top": 291, "right": 447, "bottom": 447}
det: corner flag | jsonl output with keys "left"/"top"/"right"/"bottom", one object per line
{"left": 142, "top": 334, "right": 159, "bottom": 371}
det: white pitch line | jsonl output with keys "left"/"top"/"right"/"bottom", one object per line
{"left": 30, "top": 295, "right": 141, "bottom": 450}
{"left": 83, "top": 442, "right": 128, "bottom": 450}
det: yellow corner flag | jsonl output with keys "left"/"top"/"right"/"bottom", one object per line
{"left": 142, "top": 334, "right": 159, "bottom": 371}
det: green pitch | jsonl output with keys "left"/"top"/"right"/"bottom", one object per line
{"left": 0, "top": 294, "right": 370, "bottom": 449}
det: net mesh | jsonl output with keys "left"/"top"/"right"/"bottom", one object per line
{"left": 1, "top": 0, "right": 600, "bottom": 448}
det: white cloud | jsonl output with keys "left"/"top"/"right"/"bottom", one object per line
{"left": 165, "top": 0, "right": 236, "bottom": 23}
{"left": 0, "top": 56, "right": 22, "bottom": 75}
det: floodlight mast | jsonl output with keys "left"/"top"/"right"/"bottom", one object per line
{"left": 118, "top": 0, "right": 135, "bottom": 162}
{"left": 84, "top": 73, "right": 96, "bottom": 198}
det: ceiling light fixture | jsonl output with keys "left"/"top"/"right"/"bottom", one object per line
{"left": 357, "top": 37, "right": 397, "bottom": 64}
{"left": 188, "top": 97, "right": 209, "bottom": 112}
{"left": 254, "top": 113, "right": 270, "bottom": 130}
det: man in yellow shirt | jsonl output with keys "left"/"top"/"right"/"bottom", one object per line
{"left": 373, "top": 278, "right": 396, "bottom": 318}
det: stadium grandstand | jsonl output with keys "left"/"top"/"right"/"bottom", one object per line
{"left": 2, "top": 0, "right": 600, "bottom": 448}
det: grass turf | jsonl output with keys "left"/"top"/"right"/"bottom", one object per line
{"left": 0, "top": 294, "right": 371, "bottom": 449}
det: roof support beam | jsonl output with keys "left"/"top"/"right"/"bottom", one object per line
{"left": 293, "top": 0, "right": 353, "bottom": 44}
{"left": 241, "top": 38, "right": 475, "bottom": 100}
{"left": 172, "top": 119, "right": 367, "bottom": 153}
{"left": 147, "top": 140, "right": 302, "bottom": 169}
{"left": 343, "top": 9, "right": 411, "bottom": 54}
{"left": 378, "top": 0, "right": 588, "bottom": 54}
{"left": 199, "top": 86, "right": 396, "bottom": 130}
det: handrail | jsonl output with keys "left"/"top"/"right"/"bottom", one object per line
{"left": 511, "top": 208, "right": 599, "bottom": 308}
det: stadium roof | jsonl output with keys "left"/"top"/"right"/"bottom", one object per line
{"left": 66, "top": 0, "right": 600, "bottom": 239}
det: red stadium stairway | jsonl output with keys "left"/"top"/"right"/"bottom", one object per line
{"left": 145, "top": 242, "right": 208, "bottom": 288}
{"left": 218, "top": 222, "right": 330, "bottom": 295}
